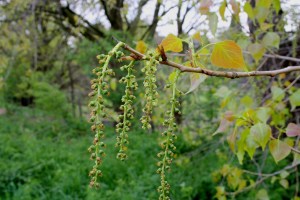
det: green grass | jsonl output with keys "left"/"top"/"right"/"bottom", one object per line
{"left": 0, "top": 106, "right": 227, "bottom": 200}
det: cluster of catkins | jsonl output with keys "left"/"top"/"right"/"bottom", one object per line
{"left": 140, "top": 52, "right": 159, "bottom": 129}
{"left": 115, "top": 61, "right": 138, "bottom": 160}
{"left": 156, "top": 74, "right": 180, "bottom": 200}
{"left": 87, "top": 43, "right": 124, "bottom": 188}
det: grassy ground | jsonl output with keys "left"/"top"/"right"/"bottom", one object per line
{"left": 0, "top": 106, "right": 227, "bottom": 200}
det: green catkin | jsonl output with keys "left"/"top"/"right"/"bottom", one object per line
{"left": 115, "top": 60, "right": 138, "bottom": 160}
{"left": 140, "top": 52, "right": 159, "bottom": 129}
{"left": 88, "top": 42, "right": 124, "bottom": 188}
{"left": 157, "top": 70, "right": 181, "bottom": 200}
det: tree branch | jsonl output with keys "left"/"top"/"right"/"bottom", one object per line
{"left": 120, "top": 42, "right": 300, "bottom": 79}
{"left": 226, "top": 162, "right": 300, "bottom": 196}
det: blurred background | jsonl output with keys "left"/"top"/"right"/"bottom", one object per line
{"left": 0, "top": 0, "right": 300, "bottom": 199}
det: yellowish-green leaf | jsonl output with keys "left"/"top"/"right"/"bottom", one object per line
{"left": 243, "top": 2, "right": 254, "bottom": 20}
{"left": 168, "top": 71, "right": 177, "bottom": 83}
{"left": 192, "top": 31, "right": 202, "bottom": 43}
{"left": 211, "top": 40, "right": 245, "bottom": 69}
{"left": 262, "top": 32, "right": 280, "bottom": 49}
{"left": 250, "top": 123, "right": 271, "bottom": 150}
{"left": 256, "top": 107, "right": 271, "bottom": 123}
{"left": 269, "top": 139, "right": 291, "bottom": 163}
{"left": 271, "top": 85, "right": 285, "bottom": 101}
{"left": 219, "top": 0, "right": 227, "bottom": 21}
{"left": 209, "top": 13, "right": 218, "bottom": 36}
{"left": 135, "top": 40, "right": 147, "bottom": 54}
{"left": 273, "top": 0, "right": 281, "bottom": 14}
{"left": 160, "top": 34, "right": 183, "bottom": 52}
{"left": 247, "top": 43, "right": 265, "bottom": 63}
{"left": 290, "top": 89, "right": 300, "bottom": 110}
{"left": 245, "top": 133, "right": 259, "bottom": 159}
{"left": 256, "top": 189, "right": 269, "bottom": 200}
{"left": 260, "top": 23, "right": 274, "bottom": 31}
{"left": 279, "top": 179, "right": 289, "bottom": 189}
{"left": 280, "top": 171, "right": 289, "bottom": 179}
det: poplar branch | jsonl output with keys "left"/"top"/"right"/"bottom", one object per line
{"left": 120, "top": 42, "right": 300, "bottom": 79}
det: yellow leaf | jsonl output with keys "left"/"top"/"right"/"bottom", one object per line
{"left": 160, "top": 34, "right": 183, "bottom": 53}
{"left": 211, "top": 40, "right": 245, "bottom": 70}
{"left": 135, "top": 40, "right": 147, "bottom": 54}
{"left": 192, "top": 32, "right": 202, "bottom": 43}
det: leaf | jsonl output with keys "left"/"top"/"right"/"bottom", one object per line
{"left": 135, "top": 40, "right": 147, "bottom": 54}
{"left": 290, "top": 89, "right": 300, "bottom": 110}
{"left": 168, "top": 71, "right": 177, "bottom": 83}
{"left": 260, "top": 23, "right": 274, "bottom": 31}
{"left": 269, "top": 139, "right": 291, "bottom": 163}
{"left": 243, "top": 2, "right": 254, "bottom": 20}
{"left": 186, "top": 73, "right": 207, "bottom": 94}
{"left": 256, "top": 189, "right": 269, "bottom": 200}
{"left": 192, "top": 32, "right": 202, "bottom": 43}
{"left": 256, "top": 107, "right": 271, "bottom": 123}
{"left": 262, "top": 32, "right": 280, "bottom": 49}
{"left": 247, "top": 43, "right": 265, "bottom": 63}
{"left": 219, "top": 0, "right": 227, "bottom": 21}
{"left": 286, "top": 123, "right": 300, "bottom": 137}
{"left": 271, "top": 86, "right": 285, "bottom": 101}
{"left": 230, "top": 0, "right": 240, "bottom": 15}
{"left": 199, "top": 0, "right": 213, "bottom": 14}
{"left": 211, "top": 40, "right": 245, "bottom": 69}
{"left": 279, "top": 179, "right": 289, "bottom": 189}
{"left": 213, "top": 111, "right": 234, "bottom": 135}
{"left": 250, "top": 123, "right": 271, "bottom": 150}
{"left": 160, "top": 34, "right": 183, "bottom": 52}
{"left": 273, "top": 0, "right": 281, "bottom": 14}
{"left": 245, "top": 133, "right": 259, "bottom": 159}
{"left": 279, "top": 171, "right": 289, "bottom": 179}
{"left": 208, "top": 13, "right": 218, "bottom": 36}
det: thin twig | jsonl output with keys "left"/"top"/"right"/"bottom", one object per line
{"left": 120, "top": 43, "right": 300, "bottom": 79}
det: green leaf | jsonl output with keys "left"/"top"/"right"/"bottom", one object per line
{"left": 286, "top": 123, "right": 300, "bottom": 137}
{"left": 241, "top": 95, "right": 253, "bottom": 107}
{"left": 236, "top": 128, "right": 249, "bottom": 164}
{"left": 256, "top": 107, "right": 271, "bottom": 123}
{"left": 168, "top": 71, "right": 177, "bottom": 83}
{"left": 272, "top": 0, "right": 281, "bottom": 13}
{"left": 245, "top": 132, "right": 259, "bottom": 159}
{"left": 269, "top": 139, "right": 291, "bottom": 163}
{"left": 211, "top": 40, "right": 245, "bottom": 69}
{"left": 209, "top": 13, "right": 218, "bottom": 36}
{"left": 262, "top": 32, "right": 280, "bottom": 49}
{"left": 279, "top": 179, "right": 289, "bottom": 189}
{"left": 247, "top": 43, "right": 265, "bottom": 63}
{"left": 290, "top": 89, "right": 300, "bottom": 110}
{"left": 271, "top": 86, "right": 285, "bottom": 101}
{"left": 250, "top": 123, "right": 271, "bottom": 150}
{"left": 255, "top": 189, "right": 269, "bottom": 200}
{"left": 243, "top": 2, "right": 254, "bottom": 20}
{"left": 279, "top": 171, "right": 289, "bottom": 179}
